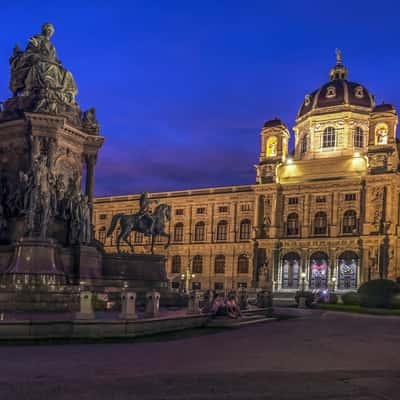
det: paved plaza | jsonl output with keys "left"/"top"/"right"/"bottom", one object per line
{"left": 0, "top": 309, "right": 399, "bottom": 399}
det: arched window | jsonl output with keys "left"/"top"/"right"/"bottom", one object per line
{"left": 237, "top": 254, "right": 249, "bottom": 274}
{"left": 216, "top": 220, "right": 228, "bottom": 241}
{"left": 214, "top": 255, "right": 225, "bottom": 274}
{"left": 281, "top": 252, "right": 300, "bottom": 289}
{"left": 343, "top": 210, "right": 357, "bottom": 234}
{"left": 375, "top": 123, "right": 388, "bottom": 145}
{"left": 301, "top": 134, "right": 308, "bottom": 154}
{"left": 353, "top": 127, "right": 363, "bottom": 148}
{"left": 322, "top": 127, "right": 336, "bottom": 148}
{"left": 266, "top": 136, "right": 277, "bottom": 157}
{"left": 171, "top": 255, "right": 181, "bottom": 273}
{"left": 338, "top": 251, "right": 358, "bottom": 289}
{"left": 194, "top": 221, "right": 205, "bottom": 242}
{"left": 239, "top": 219, "right": 251, "bottom": 240}
{"left": 314, "top": 212, "right": 327, "bottom": 235}
{"left": 173, "top": 223, "right": 184, "bottom": 242}
{"left": 286, "top": 213, "right": 299, "bottom": 236}
{"left": 134, "top": 231, "right": 144, "bottom": 244}
{"left": 309, "top": 252, "right": 329, "bottom": 289}
{"left": 98, "top": 226, "right": 106, "bottom": 243}
{"left": 192, "top": 255, "right": 203, "bottom": 274}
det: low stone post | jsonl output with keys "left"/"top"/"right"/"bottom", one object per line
{"left": 256, "top": 290, "right": 273, "bottom": 309}
{"left": 187, "top": 290, "right": 201, "bottom": 314}
{"left": 238, "top": 289, "right": 248, "bottom": 310}
{"left": 298, "top": 296, "right": 307, "bottom": 309}
{"left": 145, "top": 289, "right": 160, "bottom": 318}
{"left": 120, "top": 291, "right": 137, "bottom": 320}
{"left": 75, "top": 290, "right": 95, "bottom": 319}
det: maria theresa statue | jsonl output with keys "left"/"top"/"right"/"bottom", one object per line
{"left": 9, "top": 23, "right": 78, "bottom": 108}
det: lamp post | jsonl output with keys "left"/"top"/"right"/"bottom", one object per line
{"left": 180, "top": 258, "right": 195, "bottom": 293}
{"left": 331, "top": 276, "right": 337, "bottom": 293}
{"left": 300, "top": 271, "right": 306, "bottom": 293}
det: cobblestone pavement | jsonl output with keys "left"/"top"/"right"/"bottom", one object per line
{"left": 0, "top": 309, "right": 399, "bottom": 399}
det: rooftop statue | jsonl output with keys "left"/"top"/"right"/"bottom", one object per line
{"left": 9, "top": 23, "right": 78, "bottom": 113}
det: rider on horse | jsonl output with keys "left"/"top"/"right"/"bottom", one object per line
{"left": 137, "top": 192, "right": 158, "bottom": 235}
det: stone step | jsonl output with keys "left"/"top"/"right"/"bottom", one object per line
{"left": 206, "top": 316, "right": 276, "bottom": 328}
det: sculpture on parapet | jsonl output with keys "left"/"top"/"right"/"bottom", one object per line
{"left": 106, "top": 193, "right": 171, "bottom": 254}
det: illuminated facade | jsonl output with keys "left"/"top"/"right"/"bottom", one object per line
{"left": 94, "top": 54, "right": 400, "bottom": 293}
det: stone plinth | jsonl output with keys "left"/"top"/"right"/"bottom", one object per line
{"left": 120, "top": 291, "right": 137, "bottom": 320}
{"left": 187, "top": 291, "right": 201, "bottom": 314}
{"left": 145, "top": 290, "right": 160, "bottom": 318}
{"left": 3, "top": 238, "right": 66, "bottom": 286}
{"left": 75, "top": 290, "right": 94, "bottom": 319}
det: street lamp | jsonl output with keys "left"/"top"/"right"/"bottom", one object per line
{"left": 300, "top": 271, "right": 306, "bottom": 293}
{"left": 331, "top": 276, "right": 337, "bottom": 293}
{"left": 180, "top": 259, "right": 196, "bottom": 293}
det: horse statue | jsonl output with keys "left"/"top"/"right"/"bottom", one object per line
{"left": 106, "top": 203, "right": 171, "bottom": 254}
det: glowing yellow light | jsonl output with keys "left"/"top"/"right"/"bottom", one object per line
{"left": 353, "top": 152, "right": 360, "bottom": 158}
{"left": 287, "top": 158, "right": 293, "bottom": 165}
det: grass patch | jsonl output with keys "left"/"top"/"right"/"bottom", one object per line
{"left": 318, "top": 303, "right": 400, "bottom": 316}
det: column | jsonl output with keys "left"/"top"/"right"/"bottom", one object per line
{"left": 85, "top": 154, "right": 97, "bottom": 209}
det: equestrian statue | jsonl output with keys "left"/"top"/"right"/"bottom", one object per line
{"left": 106, "top": 192, "right": 171, "bottom": 254}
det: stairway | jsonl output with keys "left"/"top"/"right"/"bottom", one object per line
{"left": 206, "top": 307, "right": 276, "bottom": 328}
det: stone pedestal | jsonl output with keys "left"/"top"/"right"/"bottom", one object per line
{"left": 120, "top": 291, "right": 137, "bottom": 320}
{"left": 187, "top": 291, "right": 201, "bottom": 314}
{"left": 75, "top": 290, "right": 94, "bottom": 319}
{"left": 298, "top": 296, "right": 307, "bottom": 309}
{"left": 145, "top": 289, "right": 160, "bottom": 318}
{"left": 6, "top": 238, "right": 65, "bottom": 284}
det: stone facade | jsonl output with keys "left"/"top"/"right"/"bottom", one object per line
{"left": 94, "top": 55, "right": 400, "bottom": 294}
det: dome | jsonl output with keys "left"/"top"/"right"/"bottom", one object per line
{"left": 263, "top": 118, "right": 287, "bottom": 129}
{"left": 297, "top": 51, "right": 375, "bottom": 119}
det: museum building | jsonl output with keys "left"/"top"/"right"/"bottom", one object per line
{"left": 94, "top": 54, "right": 400, "bottom": 294}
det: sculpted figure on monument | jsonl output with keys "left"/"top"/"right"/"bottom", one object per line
{"left": 77, "top": 194, "right": 92, "bottom": 244}
{"left": 9, "top": 23, "right": 78, "bottom": 111}
{"left": 82, "top": 108, "right": 100, "bottom": 133}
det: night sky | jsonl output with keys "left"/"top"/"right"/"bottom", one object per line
{"left": 1, "top": 1, "right": 400, "bottom": 196}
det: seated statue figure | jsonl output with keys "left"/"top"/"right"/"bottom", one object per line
{"left": 9, "top": 23, "right": 78, "bottom": 108}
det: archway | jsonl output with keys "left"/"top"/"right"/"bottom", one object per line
{"left": 337, "top": 251, "right": 358, "bottom": 289}
{"left": 309, "top": 252, "right": 329, "bottom": 289}
{"left": 281, "top": 252, "right": 300, "bottom": 289}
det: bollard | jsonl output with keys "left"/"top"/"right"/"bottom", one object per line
{"left": 187, "top": 290, "right": 201, "bottom": 314}
{"left": 145, "top": 289, "right": 160, "bottom": 318}
{"left": 75, "top": 290, "right": 95, "bottom": 319}
{"left": 238, "top": 289, "right": 248, "bottom": 310}
{"left": 0, "top": 312, "right": 4, "bottom": 321}
{"left": 120, "top": 291, "right": 137, "bottom": 320}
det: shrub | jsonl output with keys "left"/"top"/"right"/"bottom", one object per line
{"left": 389, "top": 293, "right": 400, "bottom": 309}
{"left": 358, "top": 279, "right": 400, "bottom": 308}
{"left": 341, "top": 291, "right": 360, "bottom": 305}
{"left": 295, "top": 290, "right": 314, "bottom": 307}
{"left": 328, "top": 293, "right": 338, "bottom": 304}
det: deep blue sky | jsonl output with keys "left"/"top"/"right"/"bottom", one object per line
{"left": 1, "top": 1, "right": 400, "bottom": 196}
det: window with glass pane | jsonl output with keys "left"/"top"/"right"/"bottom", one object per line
{"left": 237, "top": 255, "right": 249, "bottom": 274}
{"left": 314, "top": 212, "right": 327, "bottom": 234}
{"left": 343, "top": 210, "right": 357, "bottom": 234}
{"left": 239, "top": 219, "right": 251, "bottom": 240}
{"left": 216, "top": 221, "right": 228, "bottom": 241}
{"left": 322, "top": 127, "right": 336, "bottom": 148}
{"left": 338, "top": 251, "right": 358, "bottom": 289}
{"left": 286, "top": 213, "right": 299, "bottom": 236}
{"left": 171, "top": 255, "right": 181, "bottom": 273}
{"left": 281, "top": 252, "right": 300, "bottom": 289}
{"left": 192, "top": 255, "right": 203, "bottom": 274}
{"left": 194, "top": 221, "right": 205, "bottom": 241}
{"left": 174, "top": 223, "right": 184, "bottom": 242}
{"left": 214, "top": 255, "right": 225, "bottom": 273}
{"left": 353, "top": 127, "right": 363, "bottom": 148}
{"left": 301, "top": 134, "right": 308, "bottom": 154}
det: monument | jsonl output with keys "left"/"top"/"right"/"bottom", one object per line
{"left": 0, "top": 23, "right": 167, "bottom": 311}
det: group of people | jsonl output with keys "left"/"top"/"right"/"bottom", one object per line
{"left": 0, "top": 153, "right": 92, "bottom": 244}
{"left": 202, "top": 290, "right": 242, "bottom": 319}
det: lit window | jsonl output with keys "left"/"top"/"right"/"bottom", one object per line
{"left": 375, "top": 124, "right": 388, "bottom": 145}
{"left": 322, "top": 127, "right": 336, "bottom": 148}
{"left": 266, "top": 136, "right": 277, "bottom": 157}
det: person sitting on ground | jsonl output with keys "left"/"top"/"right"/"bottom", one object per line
{"left": 210, "top": 293, "right": 227, "bottom": 316}
{"left": 226, "top": 294, "right": 242, "bottom": 319}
